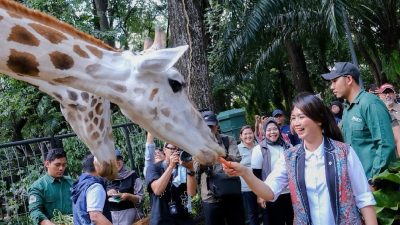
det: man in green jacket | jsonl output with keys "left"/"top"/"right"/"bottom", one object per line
{"left": 28, "top": 148, "right": 74, "bottom": 225}
{"left": 322, "top": 62, "right": 396, "bottom": 179}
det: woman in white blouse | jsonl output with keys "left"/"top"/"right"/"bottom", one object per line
{"left": 251, "top": 118, "right": 293, "bottom": 225}
{"left": 222, "top": 93, "right": 377, "bottom": 225}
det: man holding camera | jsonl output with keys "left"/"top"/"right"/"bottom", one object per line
{"left": 145, "top": 142, "right": 196, "bottom": 225}
{"left": 194, "top": 111, "right": 245, "bottom": 225}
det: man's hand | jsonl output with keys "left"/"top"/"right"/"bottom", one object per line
{"left": 40, "top": 219, "right": 55, "bottom": 225}
{"left": 168, "top": 151, "right": 179, "bottom": 169}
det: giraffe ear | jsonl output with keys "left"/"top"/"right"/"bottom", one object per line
{"left": 136, "top": 45, "right": 188, "bottom": 72}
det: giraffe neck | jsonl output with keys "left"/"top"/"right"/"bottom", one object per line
{"left": 0, "top": 2, "right": 133, "bottom": 104}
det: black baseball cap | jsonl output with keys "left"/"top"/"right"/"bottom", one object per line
{"left": 321, "top": 62, "right": 360, "bottom": 82}
{"left": 272, "top": 109, "right": 284, "bottom": 117}
{"left": 201, "top": 110, "right": 218, "bottom": 126}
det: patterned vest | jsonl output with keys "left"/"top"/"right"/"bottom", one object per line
{"left": 284, "top": 137, "right": 363, "bottom": 225}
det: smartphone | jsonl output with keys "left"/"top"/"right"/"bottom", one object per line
{"left": 108, "top": 196, "right": 121, "bottom": 203}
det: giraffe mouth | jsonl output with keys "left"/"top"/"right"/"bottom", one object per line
{"left": 96, "top": 159, "right": 118, "bottom": 180}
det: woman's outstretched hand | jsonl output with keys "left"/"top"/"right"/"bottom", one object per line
{"left": 219, "top": 157, "right": 249, "bottom": 177}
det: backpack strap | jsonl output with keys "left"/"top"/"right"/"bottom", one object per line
{"left": 221, "top": 135, "right": 230, "bottom": 157}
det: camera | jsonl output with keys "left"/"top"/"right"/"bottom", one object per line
{"left": 179, "top": 150, "right": 192, "bottom": 162}
{"left": 168, "top": 201, "right": 178, "bottom": 215}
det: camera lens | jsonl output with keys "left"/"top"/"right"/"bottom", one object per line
{"left": 179, "top": 151, "right": 192, "bottom": 162}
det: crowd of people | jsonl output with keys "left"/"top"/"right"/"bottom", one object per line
{"left": 27, "top": 61, "right": 399, "bottom": 225}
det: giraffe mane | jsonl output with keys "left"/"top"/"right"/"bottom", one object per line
{"left": 0, "top": 0, "right": 116, "bottom": 51}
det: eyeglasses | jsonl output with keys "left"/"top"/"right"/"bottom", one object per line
{"left": 164, "top": 146, "right": 178, "bottom": 151}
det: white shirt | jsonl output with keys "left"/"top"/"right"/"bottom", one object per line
{"left": 265, "top": 140, "right": 376, "bottom": 225}
{"left": 252, "top": 143, "right": 289, "bottom": 194}
{"left": 86, "top": 183, "right": 106, "bottom": 212}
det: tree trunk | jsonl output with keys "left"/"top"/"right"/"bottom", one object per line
{"left": 168, "top": 0, "right": 213, "bottom": 111}
{"left": 356, "top": 40, "right": 386, "bottom": 85}
{"left": 284, "top": 40, "right": 313, "bottom": 93}
{"left": 93, "top": 0, "right": 115, "bottom": 47}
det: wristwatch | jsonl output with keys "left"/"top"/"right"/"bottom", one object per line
{"left": 187, "top": 170, "right": 195, "bottom": 176}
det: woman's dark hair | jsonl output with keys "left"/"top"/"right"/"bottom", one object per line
{"left": 240, "top": 125, "right": 253, "bottom": 135}
{"left": 330, "top": 100, "right": 343, "bottom": 119}
{"left": 291, "top": 92, "right": 343, "bottom": 142}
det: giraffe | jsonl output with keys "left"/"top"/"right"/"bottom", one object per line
{"left": 12, "top": 28, "right": 167, "bottom": 179}
{"left": 0, "top": 1, "right": 224, "bottom": 166}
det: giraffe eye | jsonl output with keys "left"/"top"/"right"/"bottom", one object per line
{"left": 168, "top": 79, "right": 185, "bottom": 93}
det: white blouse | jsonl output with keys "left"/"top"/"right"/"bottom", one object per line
{"left": 265, "top": 140, "right": 376, "bottom": 225}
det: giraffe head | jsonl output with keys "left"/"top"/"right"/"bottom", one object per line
{"left": 119, "top": 46, "right": 225, "bottom": 164}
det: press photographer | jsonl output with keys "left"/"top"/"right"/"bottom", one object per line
{"left": 145, "top": 142, "right": 196, "bottom": 225}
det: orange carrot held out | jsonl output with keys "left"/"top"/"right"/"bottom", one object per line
{"left": 218, "top": 157, "right": 232, "bottom": 168}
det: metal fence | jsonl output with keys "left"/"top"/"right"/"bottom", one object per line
{"left": 0, "top": 122, "right": 151, "bottom": 224}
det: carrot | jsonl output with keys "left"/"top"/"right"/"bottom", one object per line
{"left": 218, "top": 157, "right": 232, "bottom": 168}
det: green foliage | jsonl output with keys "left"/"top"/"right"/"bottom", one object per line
{"left": 372, "top": 160, "right": 400, "bottom": 225}
{"left": 51, "top": 210, "right": 73, "bottom": 225}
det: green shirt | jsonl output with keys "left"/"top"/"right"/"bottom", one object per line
{"left": 28, "top": 174, "right": 74, "bottom": 224}
{"left": 342, "top": 90, "right": 396, "bottom": 178}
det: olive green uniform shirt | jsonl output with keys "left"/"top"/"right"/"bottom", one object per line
{"left": 28, "top": 174, "right": 74, "bottom": 224}
{"left": 342, "top": 90, "right": 396, "bottom": 178}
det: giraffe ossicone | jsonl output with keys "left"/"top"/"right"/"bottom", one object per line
{"left": 0, "top": 0, "right": 224, "bottom": 171}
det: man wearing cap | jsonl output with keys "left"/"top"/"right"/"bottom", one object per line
{"left": 378, "top": 83, "right": 400, "bottom": 157}
{"left": 107, "top": 149, "right": 144, "bottom": 225}
{"left": 322, "top": 62, "right": 396, "bottom": 178}
{"left": 194, "top": 111, "right": 245, "bottom": 225}
{"left": 272, "top": 109, "right": 301, "bottom": 146}
{"left": 28, "top": 148, "right": 73, "bottom": 225}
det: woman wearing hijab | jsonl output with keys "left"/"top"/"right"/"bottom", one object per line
{"left": 251, "top": 118, "right": 293, "bottom": 225}
{"left": 107, "top": 149, "right": 144, "bottom": 225}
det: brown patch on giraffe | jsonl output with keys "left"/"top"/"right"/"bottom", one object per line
{"left": 86, "top": 63, "right": 101, "bottom": 76}
{"left": 7, "top": 49, "right": 39, "bottom": 76}
{"left": 165, "top": 123, "right": 173, "bottom": 131}
{"left": 53, "top": 92, "right": 63, "bottom": 101}
{"left": 89, "top": 111, "right": 94, "bottom": 120}
{"left": 110, "top": 83, "right": 127, "bottom": 93}
{"left": 53, "top": 76, "right": 77, "bottom": 84}
{"left": 8, "top": 25, "right": 39, "bottom": 46}
{"left": 172, "top": 116, "right": 179, "bottom": 123}
{"left": 67, "top": 90, "right": 78, "bottom": 101}
{"left": 95, "top": 103, "right": 103, "bottom": 115}
{"left": 77, "top": 114, "right": 82, "bottom": 120}
{"left": 149, "top": 107, "right": 159, "bottom": 120}
{"left": 99, "top": 119, "right": 105, "bottom": 130}
{"left": 77, "top": 105, "right": 87, "bottom": 112}
{"left": 67, "top": 111, "right": 76, "bottom": 121}
{"left": 91, "top": 98, "right": 97, "bottom": 107}
{"left": 134, "top": 88, "right": 145, "bottom": 95}
{"left": 81, "top": 92, "right": 89, "bottom": 102}
{"left": 7, "top": 11, "right": 22, "bottom": 19}
{"left": 73, "top": 45, "right": 89, "bottom": 58}
{"left": 161, "top": 108, "right": 171, "bottom": 117}
{"left": 91, "top": 131, "right": 100, "bottom": 140}
{"left": 48, "top": 81, "right": 58, "bottom": 86}
{"left": 87, "top": 124, "right": 94, "bottom": 133}
{"left": 0, "top": 15, "right": 3, "bottom": 21}
{"left": 68, "top": 104, "right": 78, "bottom": 110}
{"left": 86, "top": 45, "right": 103, "bottom": 59}
{"left": 149, "top": 88, "right": 159, "bottom": 101}
{"left": 94, "top": 117, "right": 99, "bottom": 125}
{"left": 108, "top": 130, "right": 113, "bottom": 140}
{"left": 29, "top": 23, "right": 68, "bottom": 44}
{"left": 49, "top": 51, "right": 74, "bottom": 70}
{"left": 84, "top": 117, "right": 89, "bottom": 123}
